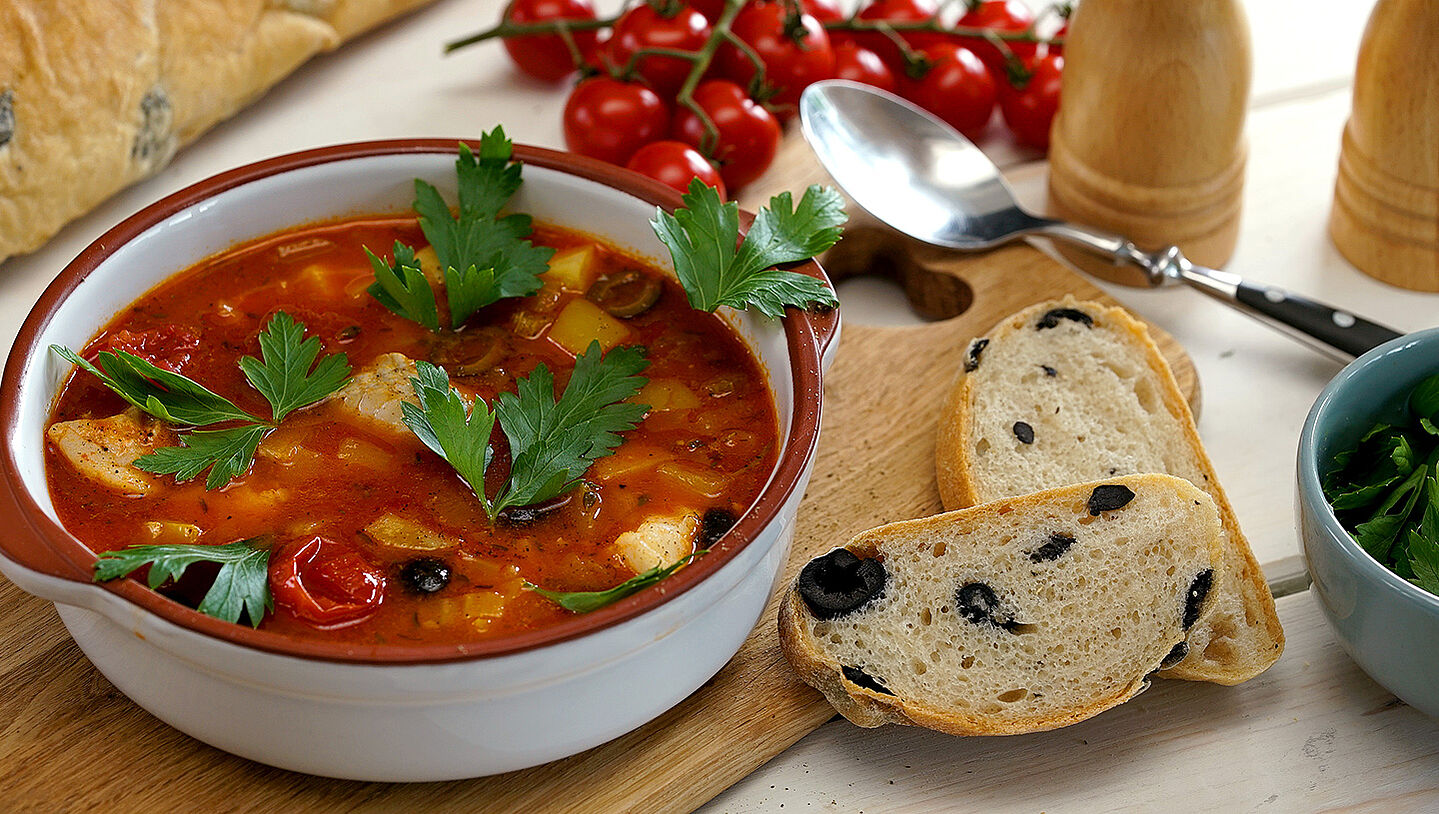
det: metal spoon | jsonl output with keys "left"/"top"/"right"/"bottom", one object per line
{"left": 798, "top": 80, "right": 1401, "bottom": 362}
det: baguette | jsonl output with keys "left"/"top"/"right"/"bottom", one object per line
{"left": 0, "top": 0, "right": 438, "bottom": 264}
{"left": 778, "top": 475, "right": 1224, "bottom": 735}
{"left": 935, "top": 297, "right": 1283, "bottom": 684}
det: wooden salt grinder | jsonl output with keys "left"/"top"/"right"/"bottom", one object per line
{"left": 1046, "top": 0, "right": 1252, "bottom": 286}
{"left": 1329, "top": 0, "right": 1439, "bottom": 291}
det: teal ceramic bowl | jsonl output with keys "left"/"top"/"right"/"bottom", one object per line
{"left": 1299, "top": 327, "right": 1439, "bottom": 719}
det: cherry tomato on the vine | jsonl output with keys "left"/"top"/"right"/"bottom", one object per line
{"left": 564, "top": 77, "right": 670, "bottom": 165}
{"left": 804, "top": 0, "right": 846, "bottom": 25}
{"left": 270, "top": 537, "right": 386, "bottom": 628}
{"left": 999, "top": 53, "right": 1062, "bottom": 151}
{"left": 956, "top": 0, "right": 1037, "bottom": 78}
{"left": 832, "top": 41, "right": 896, "bottom": 93}
{"left": 897, "top": 42, "right": 996, "bottom": 140}
{"left": 500, "top": 0, "right": 600, "bottom": 82}
{"left": 687, "top": 0, "right": 726, "bottom": 25}
{"left": 720, "top": 1, "right": 836, "bottom": 108}
{"left": 671, "top": 79, "right": 782, "bottom": 190}
{"left": 626, "top": 140, "right": 728, "bottom": 199}
{"left": 844, "top": 0, "right": 947, "bottom": 71}
{"left": 604, "top": 3, "right": 711, "bottom": 98}
{"left": 1046, "top": 22, "right": 1068, "bottom": 57}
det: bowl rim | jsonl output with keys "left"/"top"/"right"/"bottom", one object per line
{"left": 0, "top": 139, "right": 837, "bottom": 664}
{"left": 1299, "top": 325, "right": 1439, "bottom": 614}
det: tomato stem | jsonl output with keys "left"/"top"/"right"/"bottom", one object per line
{"left": 444, "top": 13, "right": 620, "bottom": 54}
{"left": 671, "top": 0, "right": 748, "bottom": 157}
{"left": 823, "top": 18, "right": 1047, "bottom": 44}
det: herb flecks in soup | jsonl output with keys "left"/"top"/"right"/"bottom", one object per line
{"left": 45, "top": 131, "right": 846, "bottom": 645}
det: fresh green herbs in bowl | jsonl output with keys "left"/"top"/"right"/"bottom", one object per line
{"left": 1322, "top": 373, "right": 1439, "bottom": 597}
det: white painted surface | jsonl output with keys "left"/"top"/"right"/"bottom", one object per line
{"left": 1, "top": 0, "right": 1433, "bottom": 808}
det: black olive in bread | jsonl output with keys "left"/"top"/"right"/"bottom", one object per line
{"left": 778, "top": 475, "right": 1224, "bottom": 735}
{"left": 936, "top": 297, "right": 1284, "bottom": 685}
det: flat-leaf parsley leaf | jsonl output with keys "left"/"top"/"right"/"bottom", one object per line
{"left": 524, "top": 550, "right": 707, "bottom": 613}
{"left": 650, "top": 179, "right": 845, "bottom": 318}
{"left": 93, "top": 538, "right": 273, "bottom": 626}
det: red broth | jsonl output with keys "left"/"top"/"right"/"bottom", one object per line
{"left": 43, "top": 217, "right": 779, "bottom": 646}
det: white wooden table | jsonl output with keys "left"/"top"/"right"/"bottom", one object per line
{"left": 2, "top": 1, "right": 1435, "bottom": 810}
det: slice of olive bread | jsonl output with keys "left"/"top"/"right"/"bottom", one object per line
{"left": 779, "top": 475, "right": 1223, "bottom": 735}
{"left": 935, "top": 298, "right": 1283, "bottom": 685}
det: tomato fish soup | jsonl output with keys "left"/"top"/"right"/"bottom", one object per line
{"left": 43, "top": 217, "right": 779, "bottom": 646}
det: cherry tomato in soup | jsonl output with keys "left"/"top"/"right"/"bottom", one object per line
{"left": 626, "top": 140, "right": 727, "bottom": 199}
{"left": 956, "top": 0, "right": 1037, "bottom": 78}
{"left": 845, "top": 0, "right": 946, "bottom": 70}
{"left": 500, "top": 0, "right": 600, "bottom": 82}
{"left": 719, "top": 1, "right": 836, "bottom": 108}
{"left": 832, "top": 41, "right": 896, "bottom": 92}
{"left": 563, "top": 77, "right": 670, "bottom": 165}
{"left": 94, "top": 325, "right": 200, "bottom": 374}
{"left": 604, "top": 3, "right": 711, "bottom": 97}
{"left": 671, "top": 79, "right": 782, "bottom": 190}
{"left": 1000, "top": 53, "right": 1062, "bottom": 151}
{"left": 897, "top": 43, "right": 995, "bottom": 140}
{"left": 270, "top": 537, "right": 386, "bottom": 628}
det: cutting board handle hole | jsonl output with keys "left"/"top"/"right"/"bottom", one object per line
{"left": 823, "top": 228, "right": 973, "bottom": 322}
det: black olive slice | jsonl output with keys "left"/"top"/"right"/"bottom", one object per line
{"left": 1041, "top": 365, "right": 1058, "bottom": 377}
{"left": 1183, "top": 569, "right": 1214, "bottom": 630}
{"left": 1028, "top": 532, "right": 1075, "bottom": 562}
{"left": 842, "top": 665, "right": 895, "bottom": 696}
{"left": 1035, "top": 308, "right": 1094, "bottom": 330}
{"left": 429, "top": 327, "right": 507, "bottom": 375}
{"left": 797, "top": 548, "right": 886, "bottom": 620}
{"left": 0, "top": 90, "right": 14, "bottom": 149}
{"left": 1159, "top": 641, "right": 1190, "bottom": 669}
{"left": 964, "top": 338, "right": 989, "bottom": 372}
{"left": 955, "top": 582, "right": 1025, "bottom": 632}
{"left": 588, "top": 269, "right": 663, "bottom": 318}
{"left": 1013, "top": 421, "right": 1035, "bottom": 444}
{"left": 401, "top": 557, "right": 451, "bottom": 594}
{"left": 699, "top": 507, "right": 738, "bottom": 547}
{"left": 498, "top": 492, "right": 572, "bottom": 526}
{"left": 1087, "top": 484, "right": 1136, "bottom": 515}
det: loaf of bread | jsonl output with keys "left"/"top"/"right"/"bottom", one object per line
{"left": 935, "top": 297, "right": 1283, "bottom": 685}
{"left": 0, "top": 0, "right": 438, "bottom": 264}
{"left": 778, "top": 474, "right": 1224, "bottom": 735}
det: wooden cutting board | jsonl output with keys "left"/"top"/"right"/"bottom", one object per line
{"left": 0, "top": 134, "right": 1198, "bottom": 811}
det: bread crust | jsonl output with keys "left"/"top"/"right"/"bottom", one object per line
{"left": 934, "top": 297, "right": 1284, "bottom": 685}
{"left": 778, "top": 475, "right": 1220, "bottom": 735}
{"left": 0, "top": 0, "right": 438, "bottom": 263}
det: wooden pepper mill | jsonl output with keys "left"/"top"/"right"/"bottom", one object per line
{"left": 1046, "top": 0, "right": 1252, "bottom": 286}
{"left": 1329, "top": 0, "right": 1439, "bottom": 291}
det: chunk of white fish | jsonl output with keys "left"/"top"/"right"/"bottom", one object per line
{"left": 330, "top": 352, "right": 421, "bottom": 437}
{"left": 46, "top": 409, "right": 175, "bottom": 495}
{"left": 613, "top": 513, "right": 699, "bottom": 574}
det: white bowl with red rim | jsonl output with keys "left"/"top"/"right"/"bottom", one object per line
{"left": 0, "top": 140, "right": 839, "bottom": 780}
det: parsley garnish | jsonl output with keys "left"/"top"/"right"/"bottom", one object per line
{"left": 366, "top": 127, "right": 554, "bottom": 330}
{"left": 650, "top": 179, "right": 845, "bottom": 318}
{"left": 402, "top": 341, "right": 649, "bottom": 520}
{"left": 524, "top": 551, "right": 706, "bottom": 613}
{"left": 93, "top": 538, "right": 272, "bottom": 626}
{"left": 1324, "top": 373, "right": 1439, "bottom": 596}
{"left": 52, "top": 312, "right": 351, "bottom": 489}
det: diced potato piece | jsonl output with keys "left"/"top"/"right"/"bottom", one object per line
{"left": 590, "top": 445, "right": 665, "bottom": 482}
{"left": 363, "top": 514, "right": 459, "bottom": 552}
{"left": 632, "top": 379, "right": 700, "bottom": 411}
{"left": 291, "top": 263, "right": 350, "bottom": 302}
{"left": 221, "top": 487, "right": 290, "bottom": 518}
{"left": 337, "top": 437, "right": 392, "bottom": 471}
{"left": 415, "top": 245, "right": 444, "bottom": 288}
{"left": 141, "top": 521, "right": 202, "bottom": 546}
{"left": 548, "top": 299, "right": 632, "bottom": 356}
{"left": 329, "top": 353, "right": 420, "bottom": 437}
{"left": 46, "top": 409, "right": 175, "bottom": 495}
{"left": 613, "top": 513, "right": 699, "bottom": 573}
{"left": 256, "top": 423, "right": 313, "bottom": 462}
{"left": 657, "top": 462, "right": 732, "bottom": 499}
{"left": 544, "top": 245, "right": 600, "bottom": 292}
